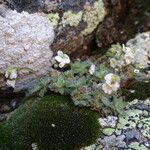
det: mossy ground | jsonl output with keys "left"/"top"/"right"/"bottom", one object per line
{"left": 0, "top": 94, "right": 100, "bottom": 150}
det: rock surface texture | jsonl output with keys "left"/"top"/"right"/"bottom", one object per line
{"left": 96, "top": 0, "right": 150, "bottom": 48}
{"left": 127, "top": 31, "right": 150, "bottom": 68}
{"left": 82, "top": 99, "right": 150, "bottom": 150}
{"left": 0, "top": 9, "right": 54, "bottom": 88}
{"left": 4, "top": 0, "right": 107, "bottom": 57}
{"left": 1, "top": 0, "right": 150, "bottom": 57}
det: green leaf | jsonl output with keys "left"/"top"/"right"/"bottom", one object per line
{"left": 39, "top": 87, "right": 47, "bottom": 97}
{"left": 71, "top": 61, "right": 90, "bottom": 75}
{"left": 113, "top": 96, "right": 127, "bottom": 115}
{"left": 101, "top": 95, "right": 112, "bottom": 108}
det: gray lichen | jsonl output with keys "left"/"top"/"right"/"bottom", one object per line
{"left": 92, "top": 98, "right": 150, "bottom": 149}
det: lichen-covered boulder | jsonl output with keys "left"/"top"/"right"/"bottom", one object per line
{"left": 5, "top": 0, "right": 106, "bottom": 57}
{"left": 0, "top": 9, "right": 54, "bottom": 89}
{"left": 0, "top": 94, "right": 100, "bottom": 150}
{"left": 96, "top": 0, "right": 150, "bottom": 49}
{"left": 93, "top": 99, "right": 150, "bottom": 150}
{"left": 50, "top": 0, "right": 106, "bottom": 56}
{"left": 126, "top": 31, "right": 150, "bottom": 68}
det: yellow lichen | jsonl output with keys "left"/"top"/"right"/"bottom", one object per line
{"left": 53, "top": 0, "right": 106, "bottom": 36}
{"left": 61, "top": 11, "right": 83, "bottom": 27}
{"left": 48, "top": 13, "right": 60, "bottom": 28}
{"left": 81, "top": 0, "right": 106, "bottom": 35}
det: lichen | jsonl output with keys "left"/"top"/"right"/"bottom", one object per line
{"left": 48, "top": 13, "right": 60, "bottom": 28}
{"left": 94, "top": 98, "right": 150, "bottom": 149}
{"left": 129, "top": 142, "right": 148, "bottom": 150}
{"left": 59, "top": 0, "right": 106, "bottom": 35}
{"left": 81, "top": 0, "right": 106, "bottom": 35}
{"left": 102, "top": 128, "right": 115, "bottom": 136}
{"left": 61, "top": 11, "right": 83, "bottom": 27}
{"left": 115, "top": 100, "right": 150, "bottom": 139}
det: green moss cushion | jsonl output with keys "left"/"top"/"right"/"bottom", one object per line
{"left": 0, "top": 94, "right": 100, "bottom": 150}
{"left": 0, "top": 123, "right": 12, "bottom": 150}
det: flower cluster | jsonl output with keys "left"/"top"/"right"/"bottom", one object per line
{"left": 106, "top": 44, "right": 145, "bottom": 80}
{"left": 54, "top": 51, "right": 70, "bottom": 68}
{"left": 5, "top": 68, "right": 18, "bottom": 88}
{"left": 102, "top": 74, "right": 120, "bottom": 95}
{"left": 31, "top": 45, "right": 143, "bottom": 113}
{"left": 89, "top": 64, "right": 96, "bottom": 75}
{"left": 108, "top": 44, "right": 135, "bottom": 69}
{"left": 122, "top": 44, "right": 135, "bottom": 65}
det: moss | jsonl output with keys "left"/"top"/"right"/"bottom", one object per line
{"left": 1, "top": 94, "right": 100, "bottom": 150}
{"left": 0, "top": 123, "right": 12, "bottom": 150}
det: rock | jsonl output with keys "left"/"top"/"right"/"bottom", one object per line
{"left": 4, "top": 0, "right": 106, "bottom": 57}
{"left": 4, "top": 0, "right": 150, "bottom": 58}
{"left": 96, "top": 0, "right": 150, "bottom": 48}
{"left": 0, "top": 0, "right": 107, "bottom": 92}
{"left": 98, "top": 135, "right": 127, "bottom": 150}
{"left": 98, "top": 116, "right": 118, "bottom": 128}
{"left": 122, "top": 128, "right": 146, "bottom": 144}
{"left": 128, "top": 142, "right": 149, "bottom": 150}
{"left": 6, "top": 0, "right": 45, "bottom": 13}
{"left": 50, "top": 0, "right": 106, "bottom": 57}
{"left": 126, "top": 31, "right": 150, "bottom": 68}
{"left": 0, "top": 9, "right": 54, "bottom": 89}
{"left": 93, "top": 98, "right": 150, "bottom": 149}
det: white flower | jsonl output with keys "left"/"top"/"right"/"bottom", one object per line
{"left": 122, "top": 44, "right": 132, "bottom": 53}
{"left": 122, "top": 44, "right": 134, "bottom": 65}
{"left": 31, "top": 143, "right": 38, "bottom": 150}
{"left": 6, "top": 80, "right": 16, "bottom": 88}
{"left": 124, "top": 52, "right": 134, "bottom": 65}
{"left": 59, "top": 62, "right": 65, "bottom": 68}
{"left": 5, "top": 68, "right": 18, "bottom": 79}
{"left": 122, "top": 44, "right": 126, "bottom": 52}
{"left": 102, "top": 83, "right": 113, "bottom": 95}
{"left": 134, "top": 69, "right": 140, "bottom": 74}
{"left": 102, "top": 73, "right": 120, "bottom": 94}
{"left": 104, "top": 73, "right": 120, "bottom": 85}
{"left": 89, "top": 64, "right": 95, "bottom": 75}
{"left": 129, "top": 90, "right": 135, "bottom": 93}
{"left": 51, "top": 124, "right": 56, "bottom": 127}
{"left": 110, "top": 58, "right": 117, "bottom": 68}
{"left": 55, "top": 51, "right": 70, "bottom": 68}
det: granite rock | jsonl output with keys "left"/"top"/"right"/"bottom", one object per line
{"left": 0, "top": 9, "right": 54, "bottom": 89}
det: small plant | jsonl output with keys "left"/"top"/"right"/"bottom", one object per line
{"left": 0, "top": 67, "right": 35, "bottom": 88}
{"left": 30, "top": 45, "right": 146, "bottom": 114}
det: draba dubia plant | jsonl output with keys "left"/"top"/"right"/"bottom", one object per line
{"left": 0, "top": 67, "right": 35, "bottom": 88}
{"left": 30, "top": 44, "right": 146, "bottom": 114}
